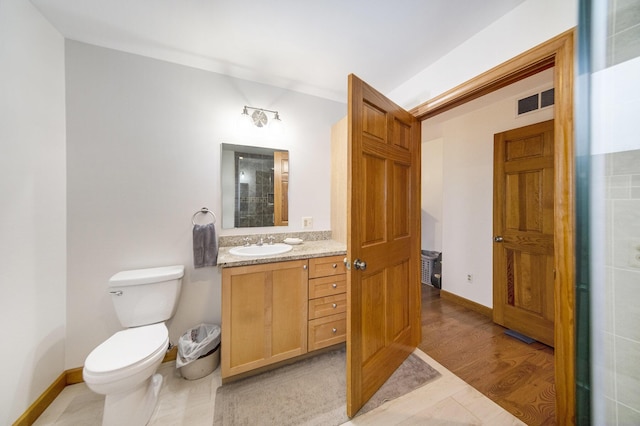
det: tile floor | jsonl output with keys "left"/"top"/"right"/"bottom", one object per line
{"left": 34, "top": 349, "right": 525, "bottom": 425}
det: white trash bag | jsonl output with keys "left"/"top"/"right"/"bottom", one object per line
{"left": 176, "top": 323, "right": 221, "bottom": 368}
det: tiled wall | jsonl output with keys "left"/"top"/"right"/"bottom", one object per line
{"left": 594, "top": 1, "right": 640, "bottom": 422}
{"left": 234, "top": 152, "right": 275, "bottom": 227}
{"left": 607, "top": 0, "right": 640, "bottom": 66}
{"left": 603, "top": 149, "right": 640, "bottom": 423}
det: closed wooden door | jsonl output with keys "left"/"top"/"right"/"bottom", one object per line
{"left": 346, "top": 74, "right": 421, "bottom": 416}
{"left": 493, "top": 120, "right": 555, "bottom": 347}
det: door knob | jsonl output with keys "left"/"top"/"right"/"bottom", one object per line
{"left": 353, "top": 259, "right": 367, "bottom": 271}
{"left": 494, "top": 236, "right": 504, "bottom": 242}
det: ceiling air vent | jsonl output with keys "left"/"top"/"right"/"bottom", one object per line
{"left": 517, "top": 88, "right": 555, "bottom": 116}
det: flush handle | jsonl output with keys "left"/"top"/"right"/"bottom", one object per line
{"left": 109, "top": 290, "right": 123, "bottom": 296}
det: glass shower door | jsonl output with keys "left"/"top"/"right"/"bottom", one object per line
{"left": 577, "top": 0, "right": 640, "bottom": 424}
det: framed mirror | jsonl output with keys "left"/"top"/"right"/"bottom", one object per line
{"left": 221, "top": 143, "right": 289, "bottom": 229}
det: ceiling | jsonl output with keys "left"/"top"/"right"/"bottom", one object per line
{"left": 31, "top": 0, "right": 526, "bottom": 103}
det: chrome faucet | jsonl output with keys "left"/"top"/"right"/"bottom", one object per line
{"left": 242, "top": 237, "right": 251, "bottom": 247}
{"left": 267, "top": 235, "right": 275, "bottom": 245}
{"left": 256, "top": 237, "right": 264, "bottom": 246}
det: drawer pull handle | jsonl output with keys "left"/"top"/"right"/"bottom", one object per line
{"left": 332, "top": 263, "right": 337, "bottom": 268}
{"left": 332, "top": 283, "right": 337, "bottom": 288}
{"left": 332, "top": 328, "right": 337, "bottom": 333}
{"left": 332, "top": 303, "right": 337, "bottom": 308}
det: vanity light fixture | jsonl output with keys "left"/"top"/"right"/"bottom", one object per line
{"left": 241, "top": 106, "right": 282, "bottom": 128}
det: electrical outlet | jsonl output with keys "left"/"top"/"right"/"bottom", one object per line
{"left": 467, "top": 274, "right": 473, "bottom": 283}
{"left": 302, "top": 216, "right": 313, "bottom": 229}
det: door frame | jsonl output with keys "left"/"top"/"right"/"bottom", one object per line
{"left": 410, "top": 29, "right": 576, "bottom": 425}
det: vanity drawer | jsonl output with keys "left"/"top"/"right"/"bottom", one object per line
{"left": 308, "top": 313, "right": 346, "bottom": 351}
{"left": 308, "top": 255, "right": 346, "bottom": 278}
{"left": 308, "top": 293, "right": 347, "bottom": 320}
{"left": 308, "top": 275, "right": 346, "bottom": 299}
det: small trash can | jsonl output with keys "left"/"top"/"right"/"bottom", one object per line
{"left": 421, "top": 250, "right": 440, "bottom": 286}
{"left": 177, "top": 323, "right": 221, "bottom": 380}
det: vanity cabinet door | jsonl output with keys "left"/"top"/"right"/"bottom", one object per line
{"left": 221, "top": 259, "right": 308, "bottom": 379}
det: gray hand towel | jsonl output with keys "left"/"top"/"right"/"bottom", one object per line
{"left": 193, "top": 223, "right": 218, "bottom": 268}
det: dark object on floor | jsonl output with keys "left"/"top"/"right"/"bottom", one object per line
{"left": 505, "top": 329, "right": 537, "bottom": 344}
{"left": 431, "top": 252, "right": 442, "bottom": 289}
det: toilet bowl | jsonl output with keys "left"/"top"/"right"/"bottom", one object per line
{"left": 83, "top": 323, "right": 169, "bottom": 425}
{"left": 83, "top": 265, "right": 184, "bottom": 426}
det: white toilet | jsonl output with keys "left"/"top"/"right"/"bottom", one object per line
{"left": 83, "top": 265, "right": 184, "bottom": 426}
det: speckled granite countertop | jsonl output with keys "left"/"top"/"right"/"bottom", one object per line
{"left": 217, "top": 239, "right": 346, "bottom": 268}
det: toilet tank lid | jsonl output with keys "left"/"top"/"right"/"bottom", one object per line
{"left": 109, "top": 265, "right": 185, "bottom": 287}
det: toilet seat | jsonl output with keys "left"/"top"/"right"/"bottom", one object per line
{"left": 84, "top": 323, "right": 168, "bottom": 382}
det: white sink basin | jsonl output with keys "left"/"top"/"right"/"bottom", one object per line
{"left": 229, "top": 243, "right": 293, "bottom": 257}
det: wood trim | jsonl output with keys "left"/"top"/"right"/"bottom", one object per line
{"left": 410, "top": 29, "right": 573, "bottom": 120}
{"left": 412, "top": 29, "right": 576, "bottom": 425}
{"left": 12, "top": 373, "right": 66, "bottom": 426}
{"left": 65, "top": 367, "right": 84, "bottom": 385}
{"left": 163, "top": 345, "right": 178, "bottom": 363}
{"left": 550, "top": 29, "right": 576, "bottom": 426}
{"left": 440, "top": 290, "right": 493, "bottom": 318}
{"left": 13, "top": 347, "right": 181, "bottom": 425}
{"left": 273, "top": 150, "right": 289, "bottom": 226}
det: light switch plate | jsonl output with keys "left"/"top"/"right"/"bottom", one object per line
{"left": 302, "top": 217, "right": 313, "bottom": 229}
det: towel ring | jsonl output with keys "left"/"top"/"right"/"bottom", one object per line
{"left": 192, "top": 207, "right": 216, "bottom": 225}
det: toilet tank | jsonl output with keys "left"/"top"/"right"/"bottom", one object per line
{"left": 108, "top": 265, "right": 184, "bottom": 328}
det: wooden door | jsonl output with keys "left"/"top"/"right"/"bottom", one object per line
{"left": 346, "top": 74, "right": 421, "bottom": 416}
{"left": 493, "top": 120, "right": 555, "bottom": 347}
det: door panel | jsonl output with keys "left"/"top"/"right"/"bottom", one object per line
{"left": 392, "top": 163, "right": 411, "bottom": 238}
{"left": 347, "top": 74, "right": 421, "bottom": 417}
{"left": 494, "top": 120, "right": 555, "bottom": 347}
{"left": 362, "top": 153, "right": 386, "bottom": 245}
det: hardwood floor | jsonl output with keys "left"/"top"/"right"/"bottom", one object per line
{"left": 420, "top": 285, "right": 556, "bottom": 426}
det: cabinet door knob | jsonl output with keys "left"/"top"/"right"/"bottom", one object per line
{"left": 332, "top": 303, "right": 337, "bottom": 308}
{"left": 332, "top": 328, "right": 337, "bottom": 333}
{"left": 332, "top": 263, "right": 337, "bottom": 268}
{"left": 303, "top": 264, "right": 307, "bottom": 270}
{"left": 332, "top": 283, "right": 337, "bottom": 288}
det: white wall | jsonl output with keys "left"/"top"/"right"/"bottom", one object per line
{"left": 423, "top": 70, "right": 554, "bottom": 307}
{"left": 65, "top": 41, "right": 346, "bottom": 368}
{"left": 389, "top": 0, "right": 577, "bottom": 109}
{"left": 0, "top": 1, "right": 66, "bottom": 423}
{"left": 421, "top": 138, "right": 443, "bottom": 252}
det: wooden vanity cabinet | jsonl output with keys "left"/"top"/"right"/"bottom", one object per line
{"left": 307, "top": 255, "right": 347, "bottom": 350}
{"left": 221, "top": 259, "right": 308, "bottom": 379}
